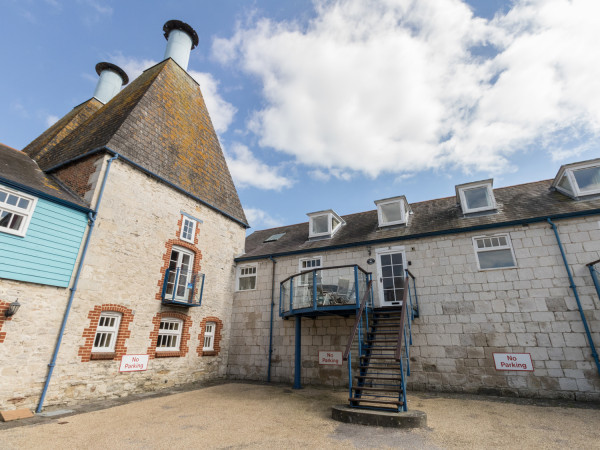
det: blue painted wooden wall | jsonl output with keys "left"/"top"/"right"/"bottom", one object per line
{"left": 0, "top": 191, "right": 88, "bottom": 288}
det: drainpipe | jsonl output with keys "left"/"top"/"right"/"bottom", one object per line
{"left": 37, "top": 154, "right": 119, "bottom": 413}
{"left": 268, "top": 256, "right": 277, "bottom": 382}
{"left": 547, "top": 218, "right": 600, "bottom": 376}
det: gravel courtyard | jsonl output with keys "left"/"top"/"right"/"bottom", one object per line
{"left": 2, "top": 382, "right": 599, "bottom": 449}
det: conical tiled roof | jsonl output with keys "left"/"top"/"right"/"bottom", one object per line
{"left": 23, "top": 97, "right": 103, "bottom": 162}
{"left": 32, "top": 59, "right": 247, "bottom": 225}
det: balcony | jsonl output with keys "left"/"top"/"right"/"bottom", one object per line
{"left": 160, "top": 268, "right": 205, "bottom": 307}
{"left": 280, "top": 265, "right": 372, "bottom": 318}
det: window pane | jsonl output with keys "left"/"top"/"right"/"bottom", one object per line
{"left": 312, "top": 215, "right": 328, "bottom": 234}
{"left": 0, "top": 192, "right": 6, "bottom": 202}
{"left": 6, "top": 194, "right": 18, "bottom": 206}
{"left": 573, "top": 166, "right": 600, "bottom": 193}
{"left": 478, "top": 249, "right": 515, "bottom": 269}
{"left": 381, "top": 202, "right": 403, "bottom": 223}
{"left": 0, "top": 211, "right": 13, "bottom": 228}
{"left": 17, "top": 198, "right": 30, "bottom": 209}
{"left": 464, "top": 187, "right": 491, "bottom": 210}
{"left": 239, "top": 276, "right": 256, "bottom": 290}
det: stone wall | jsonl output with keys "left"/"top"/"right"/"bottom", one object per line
{"left": 0, "top": 159, "right": 246, "bottom": 409}
{"left": 228, "top": 218, "right": 600, "bottom": 400}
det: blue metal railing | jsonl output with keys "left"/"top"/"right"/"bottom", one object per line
{"left": 279, "top": 265, "right": 372, "bottom": 317}
{"left": 588, "top": 259, "right": 600, "bottom": 305}
{"left": 161, "top": 268, "right": 204, "bottom": 307}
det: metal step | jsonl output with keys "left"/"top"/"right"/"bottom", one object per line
{"left": 349, "top": 398, "right": 403, "bottom": 407}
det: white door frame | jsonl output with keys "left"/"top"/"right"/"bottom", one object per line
{"left": 375, "top": 245, "right": 406, "bottom": 308}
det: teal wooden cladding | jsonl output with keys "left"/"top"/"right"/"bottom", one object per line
{"left": 0, "top": 192, "right": 87, "bottom": 287}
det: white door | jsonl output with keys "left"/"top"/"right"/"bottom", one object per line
{"left": 376, "top": 247, "right": 406, "bottom": 307}
{"left": 166, "top": 247, "right": 195, "bottom": 300}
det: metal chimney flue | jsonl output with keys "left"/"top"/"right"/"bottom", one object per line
{"left": 93, "top": 62, "right": 129, "bottom": 104}
{"left": 163, "top": 20, "right": 199, "bottom": 71}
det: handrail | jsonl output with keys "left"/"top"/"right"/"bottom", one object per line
{"left": 279, "top": 264, "right": 371, "bottom": 285}
{"left": 405, "top": 269, "right": 416, "bottom": 280}
{"left": 342, "top": 280, "right": 373, "bottom": 360}
{"left": 394, "top": 276, "right": 410, "bottom": 360}
{"left": 586, "top": 258, "right": 600, "bottom": 267}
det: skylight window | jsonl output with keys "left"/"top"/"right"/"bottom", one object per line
{"left": 456, "top": 180, "right": 496, "bottom": 214}
{"left": 307, "top": 210, "right": 345, "bottom": 239}
{"left": 374, "top": 196, "right": 409, "bottom": 227}
{"left": 552, "top": 159, "right": 600, "bottom": 199}
{"left": 264, "top": 232, "right": 286, "bottom": 243}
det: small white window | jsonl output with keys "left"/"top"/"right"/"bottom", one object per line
{"left": 0, "top": 186, "right": 37, "bottom": 237}
{"left": 156, "top": 318, "right": 183, "bottom": 351}
{"left": 237, "top": 264, "right": 257, "bottom": 291}
{"left": 553, "top": 160, "right": 600, "bottom": 198}
{"left": 203, "top": 322, "right": 216, "bottom": 351}
{"left": 92, "top": 312, "right": 122, "bottom": 353}
{"left": 298, "top": 256, "right": 322, "bottom": 285}
{"left": 307, "top": 210, "right": 345, "bottom": 239}
{"left": 375, "top": 196, "right": 409, "bottom": 227}
{"left": 473, "top": 234, "right": 517, "bottom": 270}
{"left": 456, "top": 180, "right": 496, "bottom": 214}
{"left": 180, "top": 216, "right": 197, "bottom": 243}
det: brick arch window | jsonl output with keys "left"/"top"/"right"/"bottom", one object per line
{"left": 147, "top": 311, "right": 192, "bottom": 359}
{"left": 197, "top": 316, "right": 223, "bottom": 357}
{"left": 0, "top": 300, "right": 15, "bottom": 344}
{"left": 79, "top": 304, "right": 134, "bottom": 362}
{"left": 155, "top": 215, "right": 202, "bottom": 301}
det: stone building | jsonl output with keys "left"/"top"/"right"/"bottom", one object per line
{"left": 1, "top": 18, "right": 599, "bottom": 414}
{"left": 0, "top": 21, "right": 247, "bottom": 412}
{"left": 229, "top": 168, "right": 600, "bottom": 401}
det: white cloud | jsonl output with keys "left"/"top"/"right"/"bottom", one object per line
{"left": 108, "top": 55, "right": 236, "bottom": 133}
{"left": 214, "top": 0, "right": 600, "bottom": 176}
{"left": 244, "top": 207, "right": 284, "bottom": 229}
{"left": 225, "top": 143, "right": 293, "bottom": 190}
{"left": 46, "top": 115, "right": 59, "bottom": 127}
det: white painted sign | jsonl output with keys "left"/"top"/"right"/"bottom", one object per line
{"left": 119, "top": 354, "right": 149, "bottom": 372}
{"left": 493, "top": 353, "right": 534, "bottom": 372}
{"left": 319, "top": 351, "right": 342, "bottom": 365}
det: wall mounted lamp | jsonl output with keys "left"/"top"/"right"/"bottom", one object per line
{"left": 5, "top": 300, "right": 21, "bottom": 318}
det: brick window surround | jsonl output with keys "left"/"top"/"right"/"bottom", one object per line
{"left": 79, "top": 304, "right": 134, "bottom": 362}
{"left": 0, "top": 300, "right": 15, "bottom": 344}
{"left": 147, "top": 311, "right": 192, "bottom": 359}
{"left": 197, "top": 316, "right": 223, "bottom": 357}
{"left": 155, "top": 215, "right": 202, "bottom": 302}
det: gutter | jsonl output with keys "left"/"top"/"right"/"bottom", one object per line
{"left": 43, "top": 146, "right": 250, "bottom": 229}
{"left": 268, "top": 256, "right": 277, "bottom": 382}
{"left": 235, "top": 209, "right": 600, "bottom": 262}
{"left": 0, "top": 176, "right": 92, "bottom": 214}
{"left": 36, "top": 154, "right": 119, "bottom": 413}
{"left": 547, "top": 218, "right": 600, "bottom": 377}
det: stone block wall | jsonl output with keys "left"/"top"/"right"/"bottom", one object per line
{"left": 0, "top": 159, "right": 246, "bottom": 409}
{"left": 229, "top": 218, "right": 600, "bottom": 400}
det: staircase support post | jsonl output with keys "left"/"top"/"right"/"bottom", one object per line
{"left": 293, "top": 316, "right": 302, "bottom": 389}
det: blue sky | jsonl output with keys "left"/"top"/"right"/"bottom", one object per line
{"left": 1, "top": 0, "right": 599, "bottom": 231}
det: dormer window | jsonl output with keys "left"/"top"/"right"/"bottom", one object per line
{"left": 307, "top": 210, "right": 345, "bottom": 239}
{"left": 375, "top": 196, "right": 409, "bottom": 227}
{"left": 456, "top": 180, "right": 496, "bottom": 214}
{"left": 553, "top": 159, "right": 600, "bottom": 199}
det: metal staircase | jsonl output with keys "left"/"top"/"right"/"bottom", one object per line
{"left": 344, "top": 270, "right": 419, "bottom": 412}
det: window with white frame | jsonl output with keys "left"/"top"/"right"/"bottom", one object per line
{"left": 298, "top": 256, "right": 322, "bottom": 285}
{"left": 203, "top": 322, "right": 216, "bottom": 351}
{"left": 92, "top": 312, "right": 122, "bottom": 353}
{"left": 237, "top": 264, "right": 257, "bottom": 291}
{"left": 456, "top": 180, "right": 496, "bottom": 214}
{"left": 180, "top": 216, "right": 197, "bottom": 243}
{"left": 0, "top": 187, "right": 37, "bottom": 237}
{"left": 553, "top": 160, "right": 600, "bottom": 198}
{"left": 165, "top": 246, "right": 195, "bottom": 300}
{"left": 375, "top": 196, "right": 408, "bottom": 227}
{"left": 307, "top": 210, "right": 344, "bottom": 239}
{"left": 156, "top": 318, "right": 183, "bottom": 351}
{"left": 473, "top": 234, "right": 516, "bottom": 270}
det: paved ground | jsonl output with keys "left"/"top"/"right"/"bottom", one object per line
{"left": 2, "top": 382, "right": 600, "bottom": 449}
